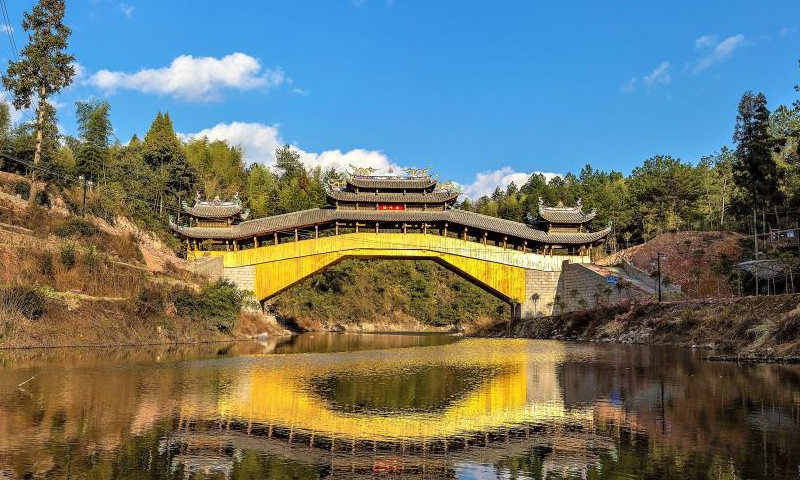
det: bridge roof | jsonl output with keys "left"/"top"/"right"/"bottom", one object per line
{"left": 327, "top": 190, "right": 459, "bottom": 204}
{"left": 346, "top": 176, "right": 437, "bottom": 190}
{"left": 173, "top": 208, "right": 610, "bottom": 245}
{"left": 538, "top": 200, "right": 596, "bottom": 224}
{"left": 182, "top": 202, "right": 243, "bottom": 219}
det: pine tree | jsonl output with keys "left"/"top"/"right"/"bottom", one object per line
{"left": 142, "top": 112, "right": 195, "bottom": 214}
{"left": 2, "top": 0, "right": 75, "bottom": 203}
{"left": 75, "top": 100, "right": 112, "bottom": 181}
{"left": 733, "top": 92, "right": 782, "bottom": 209}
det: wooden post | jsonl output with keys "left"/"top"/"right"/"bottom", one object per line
{"left": 294, "top": 229, "right": 299, "bottom": 242}
{"left": 355, "top": 222, "right": 359, "bottom": 233}
{"left": 503, "top": 236, "right": 507, "bottom": 249}
{"left": 523, "top": 240, "right": 527, "bottom": 253}
{"left": 402, "top": 223, "right": 407, "bottom": 234}
{"left": 233, "top": 240, "right": 238, "bottom": 251}
{"left": 463, "top": 227, "right": 468, "bottom": 241}
{"left": 253, "top": 236, "right": 258, "bottom": 248}
{"left": 225, "top": 240, "right": 230, "bottom": 252}
{"left": 315, "top": 224, "right": 319, "bottom": 239}
{"left": 274, "top": 232, "right": 278, "bottom": 245}
{"left": 375, "top": 222, "right": 379, "bottom": 234}
{"left": 423, "top": 223, "right": 427, "bottom": 234}
{"left": 443, "top": 222, "right": 448, "bottom": 237}
{"left": 335, "top": 223, "right": 339, "bottom": 235}
{"left": 483, "top": 231, "right": 487, "bottom": 245}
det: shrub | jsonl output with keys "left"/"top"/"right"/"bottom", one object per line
{"left": 0, "top": 285, "right": 46, "bottom": 320}
{"left": 60, "top": 243, "right": 77, "bottom": 269}
{"left": 136, "top": 283, "right": 171, "bottom": 316}
{"left": 54, "top": 217, "right": 99, "bottom": 238}
{"left": 38, "top": 251, "right": 55, "bottom": 277}
{"left": 11, "top": 180, "right": 29, "bottom": 198}
{"left": 175, "top": 279, "right": 246, "bottom": 332}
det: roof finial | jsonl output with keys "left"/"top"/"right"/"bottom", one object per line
{"left": 576, "top": 197, "right": 582, "bottom": 209}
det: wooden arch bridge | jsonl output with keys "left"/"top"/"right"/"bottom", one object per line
{"left": 173, "top": 173, "right": 625, "bottom": 317}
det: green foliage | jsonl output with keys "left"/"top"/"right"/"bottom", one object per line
{"left": 0, "top": 285, "right": 46, "bottom": 320}
{"left": 733, "top": 91, "right": 783, "bottom": 208}
{"left": 175, "top": 279, "right": 247, "bottom": 332}
{"left": 274, "top": 259, "right": 509, "bottom": 326}
{"left": 186, "top": 137, "right": 247, "bottom": 199}
{"left": 75, "top": 99, "right": 111, "bottom": 179}
{"left": 59, "top": 242, "right": 76, "bottom": 269}
{"left": 54, "top": 217, "right": 99, "bottom": 238}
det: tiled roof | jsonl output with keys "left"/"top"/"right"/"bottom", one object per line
{"left": 328, "top": 190, "right": 459, "bottom": 204}
{"left": 182, "top": 203, "right": 243, "bottom": 218}
{"left": 173, "top": 208, "right": 610, "bottom": 245}
{"left": 538, "top": 207, "right": 596, "bottom": 224}
{"left": 346, "top": 176, "right": 437, "bottom": 190}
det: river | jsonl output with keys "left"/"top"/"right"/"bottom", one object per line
{"left": 1, "top": 333, "right": 800, "bottom": 479}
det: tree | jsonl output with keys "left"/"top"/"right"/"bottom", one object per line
{"left": 2, "top": 0, "right": 75, "bottom": 203}
{"left": 628, "top": 155, "right": 701, "bottom": 237}
{"left": 142, "top": 112, "right": 195, "bottom": 214}
{"left": 186, "top": 137, "right": 247, "bottom": 199}
{"left": 733, "top": 92, "right": 783, "bottom": 211}
{"left": 75, "top": 100, "right": 112, "bottom": 181}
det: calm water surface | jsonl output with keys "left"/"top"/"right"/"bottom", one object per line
{"left": 1, "top": 333, "right": 800, "bottom": 479}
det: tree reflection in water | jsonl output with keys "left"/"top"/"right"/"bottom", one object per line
{"left": 0, "top": 335, "right": 799, "bottom": 479}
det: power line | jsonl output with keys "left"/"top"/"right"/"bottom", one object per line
{"left": 0, "top": 0, "right": 18, "bottom": 61}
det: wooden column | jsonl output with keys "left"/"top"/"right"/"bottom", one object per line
{"left": 314, "top": 225, "right": 319, "bottom": 239}
{"left": 274, "top": 232, "right": 278, "bottom": 245}
{"left": 294, "top": 229, "right": 299, "bottom": 242}
{"left": 225, "top": 240, "right": 230, "bottom": 252}
{"left": 463, "top": 227, "right": 468, "bottom": 241}
{"left": 523, "top": 240, "right": 527, "bottom": 253}
{"left": 423, "top": 223, "right": 427, "bottom": 234}
{"left": 503, "top": 236, "right": 507, "bottom": 249}
{"left": 335, "top": 223, "right": 339, "bottom": 235}
{"left": 402, "top": 223, "right": 407, "bottom": 234}
{"left": 443, "top": 222, "right": 448, "bottom": 237}
{"left": 253, "top": 236, "right": 258, "bottom": 248}
{"left": 233, "top": 240, "right": 238, "bottom": 251}
{"left": 482, "top": 231, "right": 487, "bottom": 245}
{"left": 375, "top": 222, "right": 379, "bottom": 233}
{"left": 355, "top": 222, "right": 359, "bottom": 234}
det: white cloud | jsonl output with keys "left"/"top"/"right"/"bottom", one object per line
{"left": 620, "top": 77, "right": 636, "bottom": 93}
{"left": 186, "top": 122, "right": 284, "bottom": 164}
{"left": 643, "top": 61, "right": 671, "bottom": 89}
{"left": 119, "top": 3, "right": 135, "bottom": 19}
{"left": 88, "top": 53, "right": 284, "bottom": 101}
{"left": 779, "top": 28, "right": 797, "bottom": 37}
{"left": 693, "top": 34, "right": 744, "bottom": 73}
{"left": 182, "top": 121, "right": 403, "bottom": 174}
{"left": 694, "top": 34, "right": 717, "bottom": 49}
{"left": 461, "top": 167, "right": 560, "bottom": 199}
{"left": 0, "top": 25, "right": 13, "bottom": 34}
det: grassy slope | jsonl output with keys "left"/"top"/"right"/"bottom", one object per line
{"left": 273, "top": 258, "right": 510, "bottom": 331}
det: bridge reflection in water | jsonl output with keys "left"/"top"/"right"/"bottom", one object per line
{"left": 5, "top": 336, "right": 797, "bottom": 479}
{"left": 209, "top": 339, "right": 588, "bottom": 444}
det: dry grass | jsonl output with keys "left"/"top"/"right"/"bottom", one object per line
{"left": 482, "top": 295, "right": 800, "bottom": 359}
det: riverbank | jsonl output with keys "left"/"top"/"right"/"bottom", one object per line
{"left": 477, "top": 294, "right": 800, "bottom": 362}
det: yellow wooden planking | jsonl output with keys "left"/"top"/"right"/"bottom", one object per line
{"left": 190, "top": 233, "right": 585, "bottom": 303}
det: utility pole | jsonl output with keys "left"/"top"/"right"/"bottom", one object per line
{"left": 79, "top": 175, "right": 92, "bottom": 217}
{"left": 657, "top": 252, "right": 663, "bottom": 302}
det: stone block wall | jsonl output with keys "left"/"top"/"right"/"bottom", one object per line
{"left": 223, "top": 265, "right": 256, "bottom": 294}
{"left": 518, "top": 261, "right": 642, "bottom": 319}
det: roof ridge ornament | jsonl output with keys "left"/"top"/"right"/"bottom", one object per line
{"left": 349, "top": 165, "right": 378, "bottom": 176}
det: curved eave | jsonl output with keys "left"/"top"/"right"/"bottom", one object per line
{"left": 345, "top": 177, "right": 437, "bottom": 190}
{"left": 538, "top": 210, "right": 596, "bottom": 224}
{"left": 181, "top": 204, "right": 243, "bottom": 219}
{"left": 327, "top": 190, "right": 459, "bottom": 204}
{"left": 174, "top": 208, "right": 611, "bottom": 246}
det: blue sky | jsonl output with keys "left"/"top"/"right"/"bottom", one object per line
{"left": 3, "top": 0, "right": 800, "bottom": 197}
